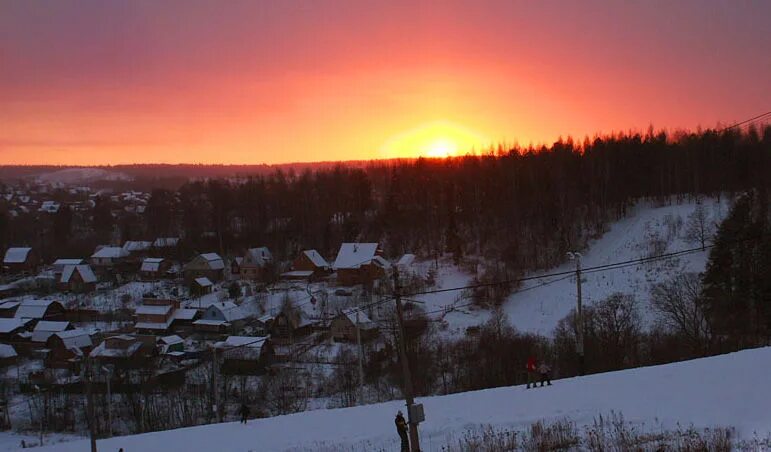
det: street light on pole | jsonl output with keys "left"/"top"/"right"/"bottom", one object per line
{"left": 567, "top": 252, "right": 585, "bottom": 376}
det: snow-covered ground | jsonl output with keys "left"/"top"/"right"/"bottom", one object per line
{"left": 29, "top": 346, "right": 771, "bottom": 452}
{"left": 34, "top": 168, "right": 132, "bottom": 184}
{"left": 407, "top": 197, "right": 728, "bottom": 336}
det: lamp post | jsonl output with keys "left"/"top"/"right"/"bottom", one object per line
{"left": 101, "top": 366, "right": 113, "bottom": 437}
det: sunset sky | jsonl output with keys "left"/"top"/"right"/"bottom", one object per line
{"left": 1, "top": 0, "right": 770, "bottom": 165}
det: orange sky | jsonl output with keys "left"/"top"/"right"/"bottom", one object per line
{"left": 1, "top": 1, "right": 769, "bottom": 165}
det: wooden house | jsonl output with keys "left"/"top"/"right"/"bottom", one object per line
{"left": 191, "top": 277, "right": 213, "bottom": 296}
{"left": 216, "top": 336, "right": 273, "bottom": 376}
{"left": 90, "top": 246, "right": 130, "bottom": 268}
{"left": 14, "top": 300, "right": 66, "bottom": 322}
{"left": 329, "top": 308, "right": 379, "bottom": 342}
{"left": 134, "top": 299, "right": 179, "bottom": 334}
{"left": 44, "top": 329, "right": 94, "bottom": 371}
{"left": 2, "top": 247, "right": 38, "bottom": 274}
{"left": 239, "top": 247, "right": 273, "bottom": 281}
{"left": 270, "top": 309, "right": 315, "bottom": 342}
{"left": 183, "top": 253, "right": 224, "bottom": 284}
{"left": 31, "top": 321, "right": 73, "bottom": 344}
{"left": 59, "top": 264, "right": 97, "bottom": 293}
{"left": 0, "top": 344, "right": 18, "bottom": 367}
{"left": 90, "top": 335, "right": 157, "bottom": 369}
{"left": 139, "top": 258, "right": 171, "bottom": 281}
{"left": 332, "top": 243, "right": 389, "bottom": 286}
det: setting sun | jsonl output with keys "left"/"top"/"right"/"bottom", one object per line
{"left": 381, "top": 121, "right": 490, "bottom": 159}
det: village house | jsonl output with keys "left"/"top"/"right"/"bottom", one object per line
{"left": 134, "top": 298, "right": 179, "bottom": 334}
{"left": 332, "top": 243, "right": 389, "bottom": 286}
{"left": 14, "top": 299, "right": 66, "bottom": 322}
{"left": 59, "top": 264, "right": 97, "bottom": 293}
{"left": 329, "top": 308, "right": 379, "bottom": 342}
{"left": 0, "top": 301, "right": 20, "bottom": 318}
{"left": 90, "top": 246, "right": 130, "bottom": 269}
{"left": 122, "top": 240, "right": 152, "bottom": 257}
{"left": 215, "top": 336, "right": 273, "bottom": 375}
{"left": 38, "top": 201, "right": 61, "bottom": 214}
{"left": 139, "top": 257, "right": 171, "bottom": 281}
{"left": 191, "top": 277, "right": 213, "bottom": 297}
{"left": 270, "top": 308, "right": 315, "bottom": 343}
{"left": 44, "top": 328, "right": 94, "bottom": 372}
{"left": 239, "top": 247, "right": 273, "bottom": 281}
{"left": 158, "top": 335, "right": 184, "bottom": 354}
{"left": 90, "top": 335, "right": 157, "bottom": 369}
{"left": 183, "top": 253, "right": 225, "bottom": 284}
{"left": 51, "top": 259, "right": 84, "bottom": 277}
{"left": 282, "top": 249, "right": 330, "bottom": 281}
{"left": 170, "top": 308, "right": 200, "bottom": 333}
{"left": 0, "top": 344, "right": 18, "bottom": 367}
{"left": 2, "top": 247, "right": 38, "bottom": 274}
{"left": 0, "top": 318, "right": 33, "bottom": 342}
{"left": 151, "top": 237, "right": 180, "bottom": 258}
{"left": 31, "top": 321, "right": 73, "bottom": 344}
{"left": 193, "top": 301, "right": 246, "bottom": 334}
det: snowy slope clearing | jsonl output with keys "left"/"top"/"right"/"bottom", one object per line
{"left": 504, "top": 198, "right": 727, "bottom": 335}
{"left": 35, "top": 346, "right": 770, "bottom": 452}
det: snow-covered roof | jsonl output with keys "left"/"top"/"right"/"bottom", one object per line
{"left": 3, "top": 247, "right": 32, "bottom": 264}
{"left": 340, "top": 308, "right": 376, "bottom": 330}
{"left": 38, "top": 201, "right": 60, "bottom": 213}
{"left": 159, "top": 335, "right": 183, "bottom": 345}
{"left": 217, "top": 336, "right": 266, "bottom": 349}
{"left": 90, "top": 340, "right": 142, "bottom": 358}
{"left": 208, "top": 302, "right": 245, "bottom": 322}
{"left": 281, "top": 270, "right": 314, "bottom": 278}
{"left": 32, "top": 321, "right": 70, "bottom": 342}
{"left": 173, "top": 309, "right": 199, "bottom": 321}
{"left": 135, "top": 305, "right": 172, "bottom": 316}
{"left": 396, "top": 254, "right": 416, "bottom": 268}
{"left": 333, "top": 243, "right": 379, "bottom": 269}
{"left": 60, "top": 265, "right": 97, "bottom": 284}
{"left": 302, "top": 250, "right": 329, "bottom": 268}
{"left": 372, "top": 255, "right": 391, "bottom": 269}
{"left": 0, "top": 318, "right": 30, "bottom": 334}
{"left": 0, "top": 344, "right": 17, "bottom": 359}
{"left": 193, "top": 319, "right": 230, "bottom": 326}
{"left": 195, "top": 253, "right": 225, "bottom": 270}
{"left": 141, "top": 258, "right": 165, "bottom": 272}
{"left": 135, "top": 319, "right": 174, "bottom": 331}
{"left": 123, "top": 241, "right": 152, "bottom": 252}
{"left": 14, "top": 300, "right": 61, "bottom": 320}
{"left": 53, "top": 329, "right": 92, "bottom": 349}
{"left": 194, "top": 277, "right": 213, "bottom": 288}
{"left": 153, "top": 237, "right": 179, "bottom": 248}
{"left": 243, "top": 247, "right": 272, "bottom": 267}
{"left": 53, "top": 258, "right": 83, "bottom": 267}
{"left": 91, "top": 246, "right": 129, "bottom": 259}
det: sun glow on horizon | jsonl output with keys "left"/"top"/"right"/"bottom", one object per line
{"left": 381, "top": 121, "right": 490, "bottom": 159}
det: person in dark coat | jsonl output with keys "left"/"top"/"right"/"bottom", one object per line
{"left": 538, "top": 362, "right": 552, "bottom": 387}
{"left": 526, "top": 355, "right": 537, "bottom": 389}
{"left": 395, "top": 410, "right": 410, "bottom": 452}
{"left": 238, "top": 403, "right": 250, "bottom": 424}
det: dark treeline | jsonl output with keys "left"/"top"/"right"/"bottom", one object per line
{"left": 137, "top": 125, "right": 771, "bottom": 270}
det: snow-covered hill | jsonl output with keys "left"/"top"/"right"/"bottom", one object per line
{"left": 414, "top": 197, "right": 728, "bottom": 336}
{"left": 33, "top": 346, "right": 771, "bottom": 452}
{"left": 35, "top": 167, "right": 132, "bottom": 184}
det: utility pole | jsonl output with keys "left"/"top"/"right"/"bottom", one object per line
{"left": 102, "top": 366, "right": 113, "bottom": 437}
{"left": 568, "top": 252, "right": 585, "bottom": 376}
{"left": 393, "top": 268, "right": 421, "bottom": 452}
{"left": 355, "top": 309, "right": 365, "bottom": 401}
{"left": 210, "top": 346, "right": 221, "bottom": 423}
{"left": 84, "top": 358, "right": 97, "bottom": 452}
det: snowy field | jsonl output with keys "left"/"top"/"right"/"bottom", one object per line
{"left": 25, "top": 346, "right": 771, "bottom": 452}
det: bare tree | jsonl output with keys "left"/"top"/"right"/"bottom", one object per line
{"left": 684, "top": 204, "right": 714, "bottom": 250}
{"left": 651, "top": 273, "right": 711, "bottom": 355}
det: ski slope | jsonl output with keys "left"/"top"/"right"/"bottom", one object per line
{"left": 35, "top": 346, "right": 771, "bottom": 452}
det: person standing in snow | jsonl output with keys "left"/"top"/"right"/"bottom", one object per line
{"left": 238, "top": 403, "right": 250, "bottom": 424}
{"left": 538, "top": 361, "right": 552, "bottom": 387}
{"left": 526, "top": 355, "right": 537, "bottom": 389}
{"left": 395, "top": 410, "right": 410, "bottom": 452}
